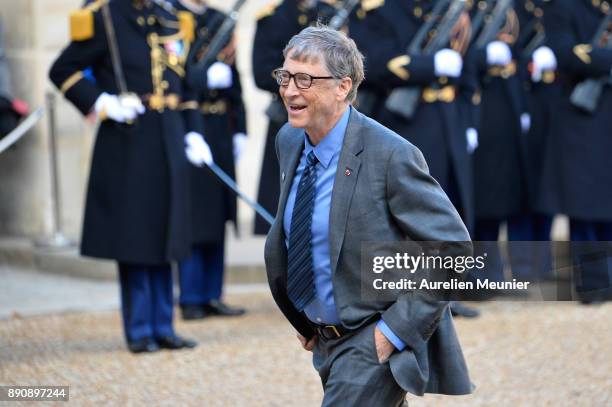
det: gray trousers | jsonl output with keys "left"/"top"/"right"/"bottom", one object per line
{"left": 312, "top": 322, "right": 408, "bottom": 407}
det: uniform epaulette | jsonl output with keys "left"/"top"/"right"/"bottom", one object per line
{"left": 255, "top": 0, "right": 280, "bottom": 20}
{"left": 178, "top": 11, "right": 195, "bottom": 43}
{"left": 361, "top": 0, "right": 384, "bottom": 12}
{"left": 69, "top": 0, "right": 108, "bottom": 41}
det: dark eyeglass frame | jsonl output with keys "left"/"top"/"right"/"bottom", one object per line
{"left": 273, "top": 68, "right": 335, "bottom": 89}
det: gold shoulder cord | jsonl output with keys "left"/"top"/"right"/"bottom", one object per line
{"left": 148, "top": 32, "right": 167, "bottom": 111}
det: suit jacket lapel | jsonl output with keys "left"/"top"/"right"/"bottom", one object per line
{"left": 329, "top": 108, "right": 364, "bottom": 275}
{"left": 275, "top": 128, "right": 304, "bottom": 253}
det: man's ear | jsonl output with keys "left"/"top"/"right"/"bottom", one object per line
{"left": 337, "top": 77, "right": 353, "bottom": 101}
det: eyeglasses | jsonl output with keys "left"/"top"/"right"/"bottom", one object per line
{"left": 272, "top": 69, "right": 335, "bottom": 89}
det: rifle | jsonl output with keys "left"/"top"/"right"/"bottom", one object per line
{"left": 474, "top": 0, "right": 513, "bottom": 48}
{"left": 520, "top": 21, "right": 546, "bottom": 60}
{"left": 384, "top": 0, "right": 465, "bottom": 120}
{"left": 468, "top": 0, "right": 491, "bottom": 43}
{"left": 329, "top": 0, "right": 360, "bottom": 30}
{"left": 186, "top": 0, "right": 247, "bottom": 89}
{"left": 570, "top": 12, "right": 612, "bottom": 113}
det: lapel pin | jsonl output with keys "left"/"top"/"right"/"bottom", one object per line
{"left": 345, "top": 168, "right": 352, "bottom": 176}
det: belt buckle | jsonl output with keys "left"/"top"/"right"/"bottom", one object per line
{"left": 325, "top": 325, "right": 341, "bottom": 339}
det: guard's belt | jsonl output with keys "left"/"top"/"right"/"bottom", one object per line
{"left": 200, "top": 100, "right": 227, "bottom": 115}
{"left": 422, "top": 85, "right": 456, "bottom": 104}
{"left": 140, "top": 93, "right": 181, "bottom": 111}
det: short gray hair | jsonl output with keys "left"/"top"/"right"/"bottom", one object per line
{"left": 283, "top": 25, "right": 365, "bottom": 103}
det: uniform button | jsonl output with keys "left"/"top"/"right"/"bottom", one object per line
{"left": 137, "top": 16, "right": 145, "bottom": 26}
{"left": 316, "top": 317, "right": 322, "bottom": 323}
{"left": 147, "top": 15, "right": 156, "bottom": 25}
{"left": 161, "top": 80, "right": 169, "bottom": 89}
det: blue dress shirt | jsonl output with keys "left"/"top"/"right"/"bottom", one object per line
{"left": 283, "top": 106, "right": 405, "bottom": 350}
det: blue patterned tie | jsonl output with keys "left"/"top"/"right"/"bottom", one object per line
{"left": 287, "top": 151, "right": 319, "bottom": 311}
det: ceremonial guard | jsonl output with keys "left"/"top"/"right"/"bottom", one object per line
{"left": 252, "top": 0, "right": 336, "bottom": 234}
{"left": 349, "top": 0, "right": 473, "bottom": 228}
{"left": 509, "top": 0, "right": 558, "bottom": 279}
{"left": 349, "top": 0, "right": 479, "bottom": 317}
{"left": 461, "top": 0, "right": 533, "bottom": 284}
{"left": 539, "top": 0, "right": 612, "bottom": 302}
{"left": 49, "top": 0, "right": 201, "bottom": 352}
{"left": 173, "top": 0, "right": 247, "bottom": 319}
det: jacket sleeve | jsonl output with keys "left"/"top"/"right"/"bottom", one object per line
{"left": 227, "top": 64, "right": 247, "bottom": 135}
{"left": 381, "top": 141, "right": 473, "bottom": 351}
{"left": 48, "top": 10, "right": 107, "bottom": 115}
{"left": 180, "top": 86, "right": 204, "bottom": 135}
{"left": 545, "top": 0, "right": 612, "bottom": 79}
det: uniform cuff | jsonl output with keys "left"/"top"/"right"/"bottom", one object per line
{"left": 377, "top": 320, "right": 406, "bottom": 351}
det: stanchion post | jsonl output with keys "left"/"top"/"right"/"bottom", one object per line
{"left": 34, "top": 91, "right": 74, "bottom": 249}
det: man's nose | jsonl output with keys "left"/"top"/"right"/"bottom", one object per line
{"left": 283, "top": 78, "right": 301, "bottom": 97}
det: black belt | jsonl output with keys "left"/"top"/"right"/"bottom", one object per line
{"left": 309, "top": 322, "right": 354, "bottom": 340}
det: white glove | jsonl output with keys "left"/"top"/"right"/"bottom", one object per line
{"left": 206, "top": 61, "right": 233, "bottom": 90}
{"left": 185, "top": 132, "right": 213, "bottom": 166}
{"left": 232, "top": 132, "right": 247, "bottom": 160}
{"left": 486, "top": 41, "right": 512, "bottom": 66}
{"left": 531, "top": 46, "right": 557, "bottom": 82}
{"left": 466, "top": 127, "right": 479, "bottom": 154}
{"left": 434, "top": 49, "right": 463, "bottom": 78}
{"left": 94, "top": 92, "right": 144, "bottom": 122}
{"left": 520, "top": 113, "right": 531, "bottom": 134}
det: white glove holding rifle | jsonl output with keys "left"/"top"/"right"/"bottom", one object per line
{"left": 486, "top": 41, "right": 512, "bottom": 66}
{"left": 207, "top": 62, "right": 233, "bottom": 90}
{"left": 531, "top": 46, "right": 557, "bottom": 82}
{"left": 434, "top": 49, "right": 463, "bottom": 78}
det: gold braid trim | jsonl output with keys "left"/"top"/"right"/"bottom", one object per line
{"left": 60, "top": 71, "right": 84, "bottom": 94}
{"left": 179, "top": 101, "right": 199, "bottom": 110}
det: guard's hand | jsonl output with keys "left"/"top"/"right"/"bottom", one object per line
{"left": 297, "top": 333, "right": 317, "bottom": 352}
{"left": 531, "top": 46, "right": 557, "bottom": 82}
{"left": 185, "top": 132, "right": 214, "bottom": 166}
{"left": 94, "top": 92, "right": 144, "bottom": 123}
{"left": 486, "top": 41, "right": 512, "bottom": 66}
{"left": 232, "top": 132, "right": 247, "bottom": 160}
{"left": 434, "top": 49, "right": 463, "bottom": 78}
{"left": 466, "top": 127, "right": 479, "bottom": 154}
{"left": 374, "top": 326, "right": 395, "bottom": 363}
{"left": 207, "top": 61, "right": 233, "bottom": 90}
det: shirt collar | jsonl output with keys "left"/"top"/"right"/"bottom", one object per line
{"left": 303, "top": 106, "right": 351, "bottom": 169}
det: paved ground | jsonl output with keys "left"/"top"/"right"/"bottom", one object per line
{"left": 1, "top": 267, "right": 611, "bottom": 406}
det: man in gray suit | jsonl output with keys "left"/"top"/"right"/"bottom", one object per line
{"left": 264, "top": 26, "right": 473, "bottom": 406}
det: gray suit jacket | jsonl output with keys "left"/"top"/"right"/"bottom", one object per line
{"left": 264, "top": 108, "right": 473, "bottom": 396}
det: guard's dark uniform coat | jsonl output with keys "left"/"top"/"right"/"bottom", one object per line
{"left": 349, "top": 0, "right": 474, "bottom": 228}
{"left": 253, "top": 0, "right": 337, "bottom": 234}
{"left": 469, "top": 3, "right": 529, "bottom": 220}
{"left": 537, "top": 0, "right": 612, "bottom": 220}
{"left": 49, "top": 0, "right": 201, "bottom": 264}
{"left": 516, "top": 0, "right": 560, "bottom": 216}
{"left": 176, "top": 3, "right": 246, "bottom": 244}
